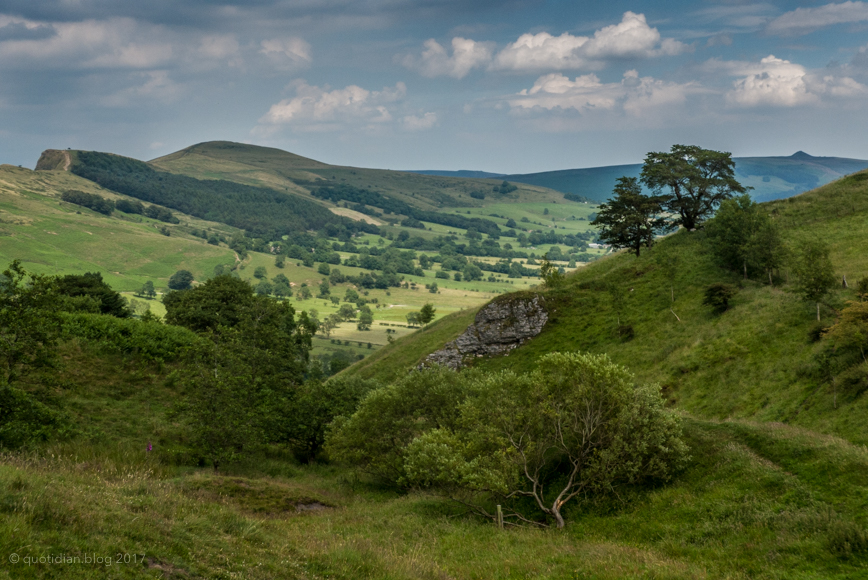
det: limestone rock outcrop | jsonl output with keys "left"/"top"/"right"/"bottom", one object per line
{"left": 420, "top": 293, "right": 547, "bottom": 370}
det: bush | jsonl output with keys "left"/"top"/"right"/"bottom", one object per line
{"left": 115, "top": 199, "right": 144, "bottom": 214}
{"left": 284, "top": 377, "right": 382, "bottom": 463}
{"left": 0, "top": 386, "right": 73, "bottom": 449}
{"left": 168, "top": 270, "right": 194, "bottom": 291}
{"left": 143, "top": 204, "right": 179, "bottom": 224}
{"left": 617, "top": 324, "right": 635, "bottom": 341}
{"left": 60, "top": 312, "right": 199, "bottom": 361}
{"left": 55, "top": 272, "right": 132, "bottom": 318}
{"left": 326, "top": 366, "right": 473, "bottom": 483}
{"left": 703, "top": 283, "right": 737, "bottom": 313}
{"left": 60, "top": 190, "right": 114, "bottom": 215}
{"left": 402, "top": 352, "right": 689, "bottom": 528}
{"left": 808, "top": 322, "right": 829, "bottom": 343}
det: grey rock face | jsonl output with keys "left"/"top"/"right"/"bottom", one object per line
{"left": 420, "top": 294, "right": 547, "bottom": 370}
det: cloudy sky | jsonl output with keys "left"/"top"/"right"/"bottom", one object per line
{"left": 2, "top": 1, "right": 868, "bottom": 173}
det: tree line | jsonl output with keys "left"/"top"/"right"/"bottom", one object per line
{"left": 69, "top": 151, "right": 349, "bottom": 239}
{"left": 61, "top": 190, "right": 179, "bottom": 223}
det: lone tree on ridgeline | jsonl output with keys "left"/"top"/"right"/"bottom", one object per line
{"left": 591, "top": 177, "right": 669, "bottom": 257}
{"left": 641, "top": 144, "right": 748, "bottom": 231}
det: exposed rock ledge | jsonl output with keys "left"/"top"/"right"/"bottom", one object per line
{"left": 420, "top": 293, "right": 547, "bottom": 370}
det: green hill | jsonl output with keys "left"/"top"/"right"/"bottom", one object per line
{"left": 501, "top": 151, "right": 868, "bottom": 203}
{"left": 0, "top": 164, "right": 237, "bottom": 292}
{"left": 150, "top": 141, "right": 567, "bottom": 212}
{"left": 345, "top": 169, "right": 868, "bottom": 446}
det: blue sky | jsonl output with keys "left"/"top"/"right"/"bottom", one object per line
{"left": 2, "top": 1, "right": 868, "bottom": 173}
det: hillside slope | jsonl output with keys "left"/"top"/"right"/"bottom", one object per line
{"left": 0, "top": 164, "right": 236, "bottom": 291}
{"left": 150, "top": 141, "right": 568, "bottom": 212}
{"left": 346, "top": 169, "right": 868, "bottom": 445}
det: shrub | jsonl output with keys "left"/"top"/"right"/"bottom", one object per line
{"left": 168, "top": 270, "right": 194, "bottom": 291}
{"left": 403, "top": 352, "right": 689, "bottom": 528}
{"left": 703, "top": 283, "right": 737, "bottom": 313}
{"left": 0, "top": 386, "right": 73, "bottom": 449}
{"left": 60, "top": 312, "right": 199, "bottom": 361}
{"left": 284, "top": 376, "right": 382, "bottom": 463}
{"left": 326, "top": 366, "right": 473, "bottom": 483}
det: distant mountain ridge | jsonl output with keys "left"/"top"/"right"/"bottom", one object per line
{"left": 409, "top": 152, "right": 868, "bottom": 203}
{"left": 409, "top": 170, "right": 505, "bottom": 179}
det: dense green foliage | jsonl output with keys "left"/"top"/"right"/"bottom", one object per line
{"left": 705, "top": 194, "right": 786, "bottom": 280}
{"left": 0, "top": 261, "right": 60, "bottom": 387}
{"left": 60, "top": 189, "right": 115, "bottom": 215}
{"left": 403, "top": 353, "right": 688, "bottom": 528}
{"left": 641, "top": 145, "right": 747, "bottom": 230}
{"left": 167, "top": 269, "right": 194, "bottom": 291}
{"left": 283, "top": 376, "right": 382, "bottom": 463}
{"left": 327, "top": 366, "right": 472, "bottom": 483}
{"left": 55, "top": 272, "right": 132, "bottom": 318}
{"left": 163, "top": 275, "right": 259, "bottom": 332}
{"left": 0, "top": 384, "right": 71, "bottom": 448}
{"left": 792, "top": 239, "right": 838, "bottom": 307}
{"left": 69, "top": 150, "right": 341, "bottom": 238}
{"left": 113, "top": 198, "right": 144, "bottom": 214}
{"left": 591, "top": 177, "right": 669, "bottom": 257}
{"left": 59, "top": 312, "right": 199, "bottom": 361}
{"left": 702, "top": 283, "right": 737, "bottom": 313}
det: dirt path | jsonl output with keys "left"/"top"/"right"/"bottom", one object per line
{"left": 62, "top": 151, "right": 71, "bottom": 171}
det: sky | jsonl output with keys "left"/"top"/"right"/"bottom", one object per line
{"left": 2, "top": 1, "right": 868, "bottom": 174}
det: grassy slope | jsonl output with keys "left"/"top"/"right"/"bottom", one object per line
{"left": 3, "top": 341, "right": 868, "bottom": 579}
{"left": 150, "top": 141, "right": 568, "bottom": 212}
{"left": 350, "top": 169, "right": 868, "bottom": 446}
{"left": 339, "top": 307, "right": 480, "bottom": 383}
{"left": 0, "top": 165, "right": 237, "bottom": 292}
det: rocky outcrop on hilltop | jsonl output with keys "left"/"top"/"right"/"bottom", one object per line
{"left": 420, "top": 292, "right": 547, "bottom": 370}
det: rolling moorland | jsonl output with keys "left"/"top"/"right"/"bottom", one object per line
{"left": 2, "top": 143, "right": 868, "bottom": 579}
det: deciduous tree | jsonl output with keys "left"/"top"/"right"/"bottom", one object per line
{"left": 792, "top": 239, "right": 837, "bottom": 320}
{"left": 591, "top": 177, "right": 668, "bottom": 257}
{"left": 641, "top": 145, "right": 747, "bottom": 231}
{"left": 400, "top": 353, "right": 689, "bottom": 528}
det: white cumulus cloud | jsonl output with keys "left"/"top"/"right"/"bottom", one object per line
{"left": 726, "top": 56, "right": 818, "bottom": 107}
{"left": 492, "top": 12, "right": 687, "bottom": 72}
{"left": 766, "top": 1, "right": 868, "bottom": 36}
{"left": 401, "top": 37, "right": 493, "bottom": 78}
{"left": 257, "top": 80, "right": 407, "bottom": 132}
{"left": 707, "top": 55, "right": 868, "bottom": 107}
{"left": 509, "top": 69, "right": 692, "bottom": 116}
